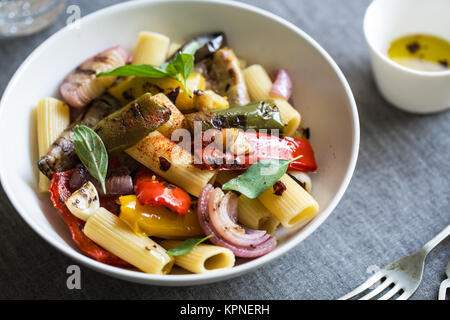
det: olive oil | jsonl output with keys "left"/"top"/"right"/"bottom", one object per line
{"left": 388, "top": 34, "right": 450, "bottom": 72}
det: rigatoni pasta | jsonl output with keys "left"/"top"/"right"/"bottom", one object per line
{"left": 84, "top": 208, "right": 174, "bottom": 274}
{"left": 243, "top": 64, "right": 273, "bottom": 101}
{"left": 243, "top": 64, "right": 301, "bottom": 136}
{"left": 132, "top": 31, "right": 170, "bottom": 66}
{"left": 126, "top": 131, "right": 217, "bottom": 197}
{"left": 238, "top": 195, "right": 280, "bottom": 235}
{"left": 161, "top": 240, "right": 235, "bottom": 274}
{"left": 36, "top": 98, "right": 70, "bottom": 192}
{"left": 167, "top": 42, "right": 182, "bottom": 59}
{"left": 258, "top": 174, "right": 319, "bottom": 229}
{"left": 152, "top": 93, "right": 185, "bottom": 138}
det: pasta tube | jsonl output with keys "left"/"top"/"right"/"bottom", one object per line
{"left": 243, "top": 65, "right": 301, "bottom": 136}
{"left": 132, "top": 31, "right": 170, "bottom": 66}
{"left": 238, "top": 196, "right": 280, "bottom": 235}
{"left": 152, "top": 93, "right": 185, "bottom": 138}
{"left": 243, "top": 65, "right": 273, "bottom": 101}
{"left": 167, "top": 42, "right": 182, "bottom": 59}
{"left": 36, "top": 97, "right": 70, "bottom": 192}
{"left": 126, "top": 131, "right": 217, "bottom": 197}
{"left": 118, "top": 195, "right": 203, "bottom": 239}
{"left": 161, "top": 241, "right": 235, "bottom": 274}
{"left": 84, "top": 207, "right": 174, "bottom": 274}
{"left": 258, "top": 174, "right": 319, "bottom": 229}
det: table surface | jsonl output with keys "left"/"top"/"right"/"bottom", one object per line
{"left": 0, "top": 0, "right": 448, "bottom": 300}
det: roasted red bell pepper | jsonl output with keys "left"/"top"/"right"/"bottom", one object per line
{"left": 49, "top": 170, "right": 129, "bottom": 267}
{"left": 194, "top": 131, "right": 317, "bottom": 171}
{"left": 134, "top": 167, "right": 192, "bottom": 216}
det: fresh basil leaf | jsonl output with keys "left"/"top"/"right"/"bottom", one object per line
{"left": 166, "top": 235, "right": 213, "bottom": 256}
{"left": 178, "top": 53, "right": 195, "bottom": 81}
{"left": 168, "top": 53, "right": 195, "bottom": 97}
{"left": 97, "top": 64, "right": 169, "bottom": 78}
{"left": 166, "top": 53, "right": 194, "bottom": 79}
{"left": 222, "top": 156, "right": 303, "bottom": 199}
{"left": 98, "top": 51, "right": 196, "bottom": 98}
{"left": 73, "top": 125, "right": 108, "bottom": 194}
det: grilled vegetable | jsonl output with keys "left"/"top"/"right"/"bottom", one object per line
{"left": 49, "top": 170, "right": 129, "bottom": 267}
{"left": 209, "top": 47, "right": 250, "bottom": 106}
{"left": 108, "top": 74, "right": 205, "bottom": 111}
{"left": 196, "top": 131, "right": 318, "bottom": 172}
{"left": 65, "top": 181, "right": 100, "bottom": 221}
{"left": 167, "top": 32, "right": 226, "bottom": 62}
{"left": 93, "top": 93, "right": 171, "bottom": 153}
{"left": 197, "top": 184, "right": 277, "bottom": 258}
{"left": 134, "top": 166, "right": 192, "bottom": 216}
{"left": 60, "top": 46, "right": 131, "bottom": 108}
{"left": 69, "top": 163, "right": 134, "bottom": 196}
{"left": 184, "top": 100, "right": 284, "bottom": 133}
{"left": 287, "top": 171, "right": 312, "bottom": 193}
{"left": 118, "top": 195, "right": 203, "bottom": 240}
{"left": 193, "top": 89, "right": 229, "bottom": 112}
{"left": 38, "top": 93, "right": 123, "bottom": 179}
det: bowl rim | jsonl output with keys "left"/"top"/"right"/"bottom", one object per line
{"left": 363, "top": 0, "right": 450, "bottom": 77}
{"left": 0, "top": 0, "right": 360, "bottom": 285}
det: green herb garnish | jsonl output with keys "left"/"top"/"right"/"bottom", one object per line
{"left": 97, "top": 47, "right": 200, "bottom": 98}
{"left": 73, "top": 125, "right": 108, "bottom": 194}
{"left": 222, "top": 156, "right": 303, "bottom": 199}
{"left": 166, "top": 235, "right": 213, "bottom": 256}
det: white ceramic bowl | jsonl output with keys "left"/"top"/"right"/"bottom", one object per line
{"left": 0, "top": 0, "right": 359, "bottom": 286}
{"left": 364, "top": 0, "right": 450, "bottom": 114}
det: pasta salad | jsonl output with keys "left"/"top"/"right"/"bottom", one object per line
{"left": 35, "top": 31, "right": 319, "bottom": 275}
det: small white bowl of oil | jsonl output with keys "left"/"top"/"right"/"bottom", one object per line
{"left": 364, "top": 0, "right": 450, "bottom": 113}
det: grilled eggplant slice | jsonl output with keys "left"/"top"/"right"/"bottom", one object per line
{"left": 38, "top": 93, "right": 123, "bottom": 179}
{"left": 193, "top": 47, "right": 250, "bottom": 107}
{"left": 167, "top": 32, "right": 226, "bottom": 62}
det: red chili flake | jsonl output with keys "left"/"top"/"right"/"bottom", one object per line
{"left": 273, "top": 181, "right": 287, "bottom": 196}
{"left": 159, "top": 156, "right": 171, "bottom": 171}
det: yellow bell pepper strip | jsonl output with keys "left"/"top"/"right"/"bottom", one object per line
{"left": 118, "top": 195, "right": 203, "bottom": 239}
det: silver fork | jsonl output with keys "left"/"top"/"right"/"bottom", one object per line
{"left": 340, "top": 224, "right": 450, "bottom": 300}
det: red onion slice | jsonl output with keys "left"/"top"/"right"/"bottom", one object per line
{"left": 197, "top": 184, "right": 277, "bottom": 258}
{"left": 270, "top": 69, "right": 293, "bottom": 100}
{"left": 105, "top": 175, "right": 133, "bottom": 195}
{"left": 69, "top": 165, "right": 133, "bottom": 196}
{"left": 60, "top": 45, "right": 131, "bottom": 108}
{"left": 208, "top": 188, "right": 270, "bottom": 247}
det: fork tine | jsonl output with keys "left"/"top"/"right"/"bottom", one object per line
{"left": 378, "top": 284, "right": 402, "bottom": 300}
{"left": 359, "top": 278, "right": 393, "bottom": 300}
{"left": 395, "top": 290, "right": 412, "bottom": 300}
{"left": 339, "top": 271, "right": 386, "bottom": 300}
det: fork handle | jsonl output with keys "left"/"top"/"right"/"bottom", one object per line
{"left": 421, "top": 224, "right": 450, "bottom": 256}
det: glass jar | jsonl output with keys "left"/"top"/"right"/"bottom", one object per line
{"left": 0, "top": 0, "right": 65, "bottom": 37}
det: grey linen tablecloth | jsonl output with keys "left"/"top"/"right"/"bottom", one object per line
{"left": 0, "top": 0, "right": 448, "bottom": 300}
